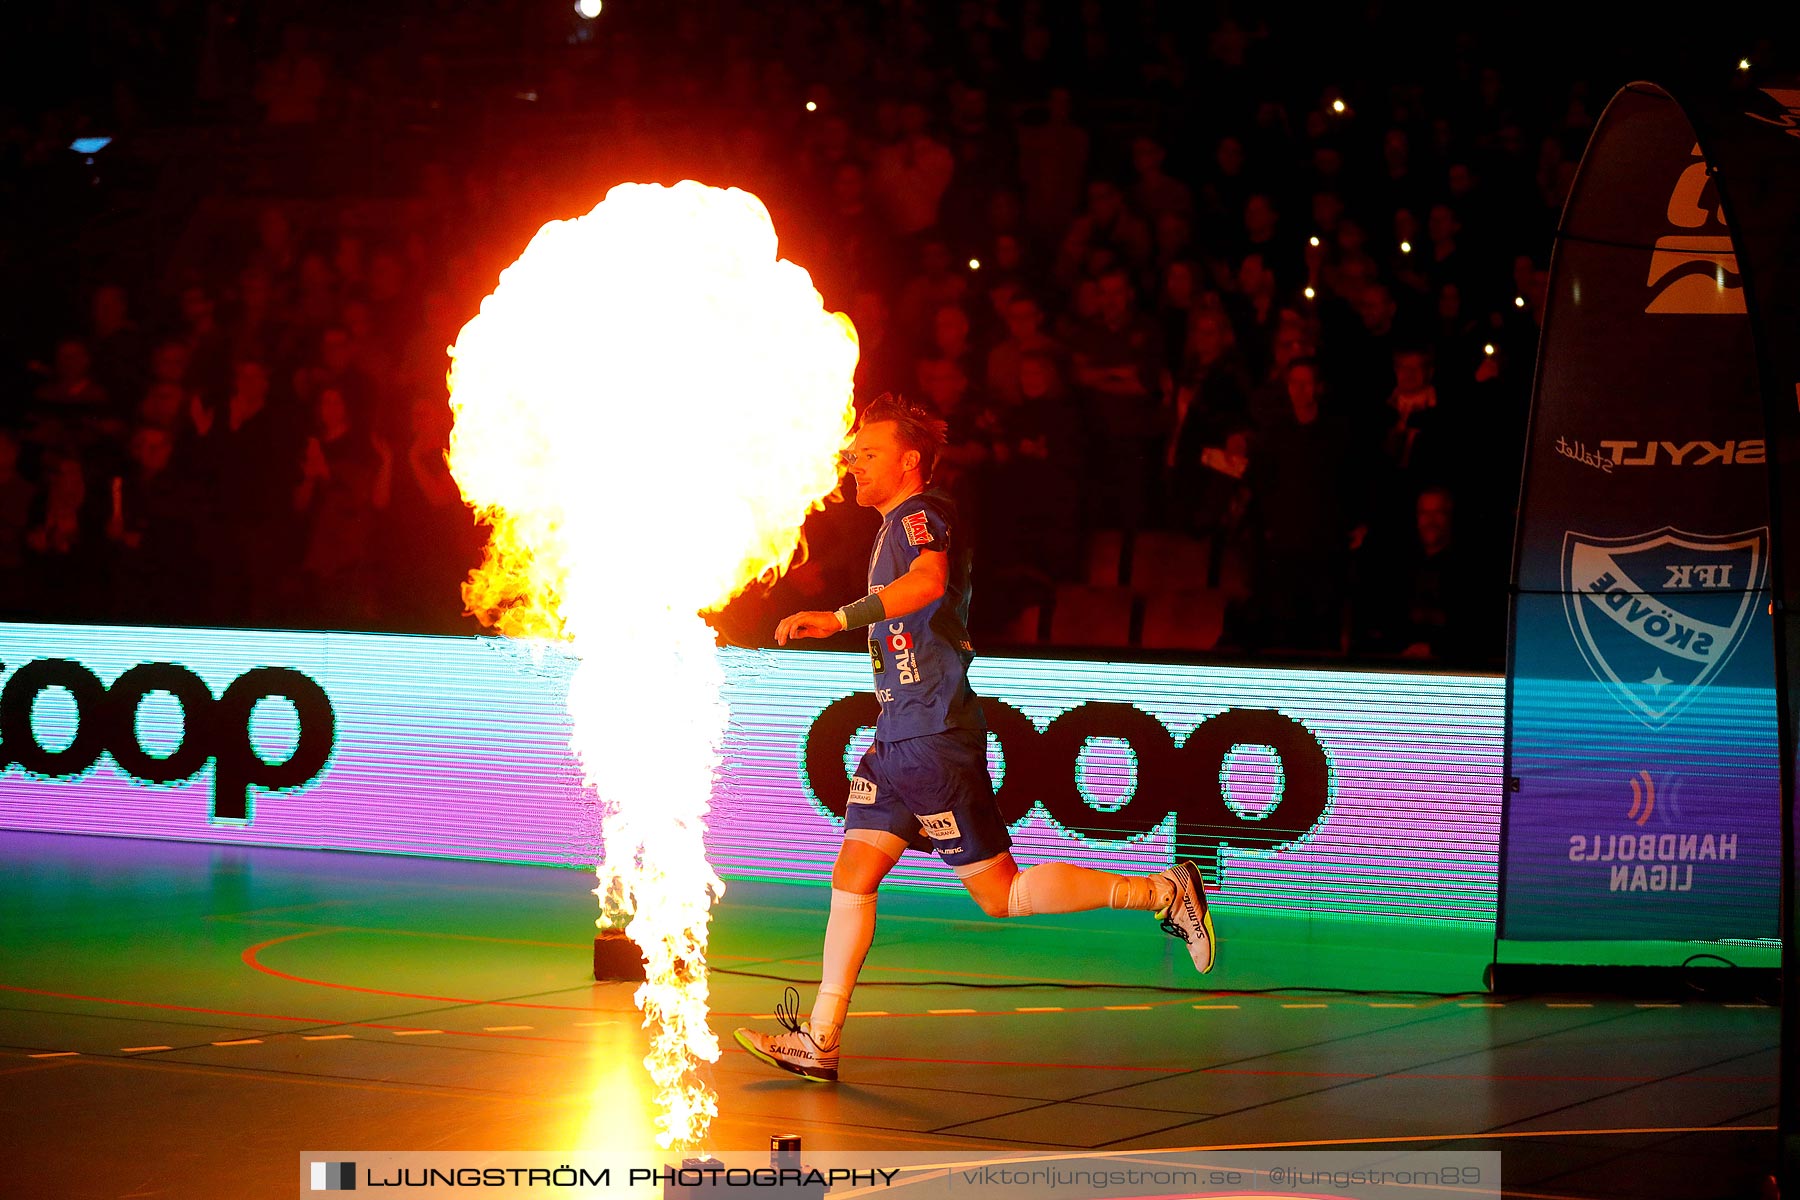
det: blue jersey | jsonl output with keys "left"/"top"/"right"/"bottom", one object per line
{"left": 864, "top": 489, "right": 983, "bottom": 741}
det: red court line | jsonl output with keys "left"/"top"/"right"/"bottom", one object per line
{"left": 0, "top": 983, "right": 340, "bottom": 1026}
{"left": 240, "top": 930, "right": 604, "bottom": 1011}
{"left": 0, "top": 981, "right": 1773, "bottom": 1085}
{"left": 0, "top": 982, "right": 612, "bottom": 1043}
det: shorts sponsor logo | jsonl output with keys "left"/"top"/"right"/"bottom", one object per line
{"left": 918, "top": 810, "right": 962, "bottom": 842}
{"left": 902, "top": 511, "right": 932, "bottom": 546}
{"left": 848, "top": 777, "right": 878, "bottom": 805}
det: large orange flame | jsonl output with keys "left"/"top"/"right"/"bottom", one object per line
{"left": 446, "top": 180, "right": 857, "bottom": 1150}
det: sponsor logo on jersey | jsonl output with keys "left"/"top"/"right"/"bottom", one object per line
{"left": 868, "top": 641, "right": 884, "bottom": 674}
{"left": 1561, "top": 526, "right": 1768, "bottom": 728}
{"left": 918, "top": 810, "right": 962, "bottom": 842}
{"left": 848, "top": 776, "right": 878, "bottom": 805}
{"left": 902, "top": 510, "right": 932, "bottom": 546}
{"left": 887, "top": 623, "right": 923, "bottom": 683}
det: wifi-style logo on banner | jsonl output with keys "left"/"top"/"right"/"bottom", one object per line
{"left": 1561, "top": 527, "right": 1768, "bottom": 729}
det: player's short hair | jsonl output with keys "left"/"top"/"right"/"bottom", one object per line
{"left": 859, "top": 392, "right": 948, "bottom": 478}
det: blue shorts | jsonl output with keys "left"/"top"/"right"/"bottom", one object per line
{"left": 845, "top": 728, "right": 1013, "bottom": 867}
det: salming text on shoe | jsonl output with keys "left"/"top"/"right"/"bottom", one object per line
{"left": 1156, "top": 860, "right": 1216, "bottom": 974}
{"left": 731, "top": 987, "right": 839, "bottom": 1082}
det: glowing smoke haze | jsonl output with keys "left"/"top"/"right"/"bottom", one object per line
{"left": 445, "top": 180, "right": 858, "bottom": 1149}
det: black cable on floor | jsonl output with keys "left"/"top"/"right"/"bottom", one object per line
{"left": 712, "top": 966, "right": 1489, "bottom": 999}
{"left": 1679, "top": 953, "right": 1778, "bottom": 1006}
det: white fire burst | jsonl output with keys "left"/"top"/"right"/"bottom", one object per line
{"left": 445, "top": 181, "right": 857, "bottom": 1149}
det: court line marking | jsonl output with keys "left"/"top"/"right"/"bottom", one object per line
{"left": 28, "top": 1051, "right": 79, "bottom": 1058}
{"left": 59, "top": 1049, "right": 604, "bottom": 1104}
{"left": 0, "top": 985, "right": 619, "bottom": 1049}
{"left": 242, "top": 931, "right": 601, "bottom": 1011}
{"left": 1016, "top": 1007, "right": 1064, "bottom": 1013}
{"left": 1192, "top": 1004, "right": 1238, "bottom": 1010}
{"left": 483, "top": 1025, "right": 533, "bottom": 1032}
{"left": 120, "top": 1046, "right": 171, "bottom": 1053}
{"left": 222, "top": 914, "right": 1128, "bottom": 987}
{"left": 240, "top": 933, "right": 1698, "bottom": 1022}
{"left": 0, "top": 983, "right": 340, "bottom": 1026}
{"left": 302, "top": 1035, "right": 353, "bottom": 1041}
{"left": 392, "top": 1029, "right": 442, "bottom": 1037}
{"left": 211, "top": 1039, "right": 264, "bottom": 1046}
{"left": 55, "top": 1053, "right": 1018, "bottom": 1151}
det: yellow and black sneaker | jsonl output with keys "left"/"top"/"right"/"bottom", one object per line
{"left": 1156, "top": 861, "right": 1216, "bottom": 974}
{"left": 731, "top": 987, "right": 840, "bottom": 1082}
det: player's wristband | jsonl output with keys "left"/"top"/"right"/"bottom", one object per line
{"left": 835, "top": 593, "right": 886, "bottom": 630}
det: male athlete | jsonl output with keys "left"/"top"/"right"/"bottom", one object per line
{"left": 733, "top": 392, "right": 1214, "bottom": 1083}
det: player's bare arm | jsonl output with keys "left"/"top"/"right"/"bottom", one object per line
{"left": 776, "top": 550, "right": 947, "bottom": 644}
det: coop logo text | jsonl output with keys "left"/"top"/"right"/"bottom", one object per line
{"left": 0, "top": 658, "right": 336, "bottom": 820}
{"left": 804, "top": 695, "right": 1334, "bottom": 881}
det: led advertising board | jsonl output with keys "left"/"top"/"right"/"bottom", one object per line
{"left": 0, "top": 622, "right": 1503, "bottom": 922}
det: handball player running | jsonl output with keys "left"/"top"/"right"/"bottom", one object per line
{"left": 733, "top": 393, "right": 1213, "bottom": 1083}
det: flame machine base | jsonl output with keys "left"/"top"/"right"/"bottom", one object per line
{"left": 593, "top": 930, "right": 647, "bottom": 982}
{"left": 661, "top": 1136, "right": 830, "bottom": 1200}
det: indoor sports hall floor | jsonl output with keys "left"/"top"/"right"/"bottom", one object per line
{"left": 0, "top": 831, "right": 1776, "bottom": 1199}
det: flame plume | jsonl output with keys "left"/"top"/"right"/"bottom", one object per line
{"left": 446, "top": 181, "right": 857, "bottom": 1149}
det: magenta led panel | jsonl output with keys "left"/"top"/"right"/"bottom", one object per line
{"left": 0, "top": 622, "right": 1504, "bottom": 922}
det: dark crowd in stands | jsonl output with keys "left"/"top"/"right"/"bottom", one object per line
{"left": 2, "top": 2, "right": 1775, "bottom": 666}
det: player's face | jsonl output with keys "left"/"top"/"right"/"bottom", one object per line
{"left": 845, "top": 420, "right": 912, "bottom": 509}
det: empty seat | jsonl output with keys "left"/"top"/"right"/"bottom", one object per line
{"left": 1048, "top": 585, "right": 1136, "bottom": 647}
{"left": 1128, "top": 531, "right": 1213, "bottom": 590}
{"left": 1139, "top": 587, "right": 1227, "bottom": 651}
{"left": 1084, "top": 529, "right": 1125, "bottom": 586}
{"left": 992, "top": 604, "right": 1042, "bottom": 646}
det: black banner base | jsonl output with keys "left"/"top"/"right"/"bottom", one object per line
{"left": 594, "top": 930, "right": 646, "bottom": 982}
{"left": 1486, "top": 961, "right": 1778, "bottom": 1002}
